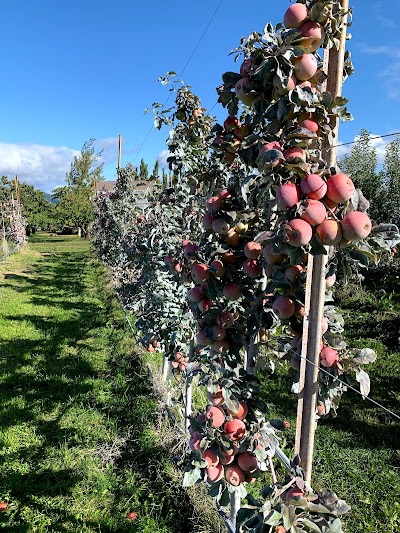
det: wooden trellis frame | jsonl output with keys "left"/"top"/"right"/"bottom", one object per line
{"left": 294, "top": 0, "right": 349, "bottom": 486}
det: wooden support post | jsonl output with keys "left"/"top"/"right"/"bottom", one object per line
{"left": 294, "top": 0, "right": 349, "bottom": 486}
{"left": 162, "top": 354, "right": 169, "bottom": 381}
{"left": 166, "top": 361, "right": 172, "bottom": 406}
{"left": 184, "top": 339, "right": 195, "bottom": 431}
{"left": 14, "top": 176, "right": 21, "bottom": 217}
{"left": 229, "top": 489, "right": 241, "bottom": 529}
{"left": 117, "top": 134, "right": 122, "bottom": 171}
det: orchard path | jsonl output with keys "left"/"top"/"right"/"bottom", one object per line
{"left": 0, "top": 233, "right": 215, "bottom": 533}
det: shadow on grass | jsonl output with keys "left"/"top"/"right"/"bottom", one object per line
{"left": 0, "top": 234, "right": 207, "bottom": 532}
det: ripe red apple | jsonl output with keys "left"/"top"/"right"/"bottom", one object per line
{"left": 244, "top": 241, "right": 262, "bottom": 259}
{"left": 283, "top": 3, "right": 308, "bottom": 28}
{"left": 224, "top": 419, "right": 246, "bottom": 441}
{"left": 207, "top": 196, "right": 223, "bottom": 212}
{"left": 276, "top": 183, "right": 301, "bottom": 210}
{"left": 299, "top": 21, "right": 324, "bottom": 53}
{"left": 235, "top": 77, "right": 254, "bottom": 106}
{"left": 203, "top": 448, "right": 220, "bottom": 467}
{"left": 202, "top": 213, "right": 213, "bottom": 231}
{"left": 189, "top": 431, "right": 202, "bottom": 451}
{"left": 316, "top": 219, "right": 342, "bottom": 245}
{"left": 299, "top": 199, "right": 327, "bottom": 226}
{"left": 259, "top": 141, "right": 282, "bottom": 154}
{"left": 341, "top": 211, "right": 372, "bottom": 241}
{"left": 211, "top": 339, "right": 230, "bottom": 353}
{"left": 206, "top": 463, "right": 224, "bottom": 482}
{"left": 285, "top": 264, "right": 304, "bottom": 283}
{"left": 225, "top": 465, "right": 246, "bottom": 486}
{"left": 262, "top": 243, "right": 285, "bottom": 265}
{"left": 184, "top": 242, "right": 199, "bottom": 259}
{"left": 191, "top": 263, "right": 209, "bottom": 284}
{"left": 300, "top": 174, "right": 327, "bottom": 200}
{"left": 206, "top": 406, "right": 226, "bottom": 428}
{"left": 272, "top": 296, "right": 296, "bottom": 319}
{"left": 237, "top": 452, "right": 258, "bottom": 473}
{"left": 198, "top": 297, "right": 213, "bottom": 313}
{"left": 212, "top": 218, "right": 230, "bottom": 235}
{"left": 227, "top": 401, "right": 248, "bottom": 420}
{"left": 216, "top": 311, "right": 234, "bottom": 329}
{"left": 326, "top": 173, "right": 355, "bottom": 203}
{"left": 243, "top": 258, "right": 262, "bottom": 278}
{"left": 284, "top": 146, "right": 307, "bottom": 163}
{"left": 223, "top": 282, "right": 242, "bottom": 301}
{"left": 209, "top": 259, "right": 225, "bottom": 277}
{"left": 293, "top": 54, "right": 318, "bottom": 81}
{"left": 240, "top": 57, "right": 253, "bottom": 77}
{"left": 286, "top": 219, "right": 313, "bottom": 247}
{"left": 224, "top": 116, "right": 241, "bottom": 132}
{"left": 273, "top": 73, "right": 297, "bottom": 95}
{"left": 127, "top": 511, "right": 138, "bottom": 520}
{"left": 320, "top": 346, "right": 339, "bottom": 368}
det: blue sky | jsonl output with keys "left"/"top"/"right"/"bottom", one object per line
{"left": 0, "top": 0, "right": 399, "bottom": 192}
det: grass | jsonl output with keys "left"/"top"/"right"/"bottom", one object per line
{"left": 2, "top": 233, "right": 398, "bottom": 532}
{"left": 0, "top": 233, "right": 222, "bottom": 532}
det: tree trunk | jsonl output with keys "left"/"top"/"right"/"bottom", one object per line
{"left": 77, "top": 227, "right": 82, "bottom": 238}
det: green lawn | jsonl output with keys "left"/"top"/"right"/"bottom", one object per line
{"left": 1, "top": 234, "right": 398, "bottom": 532}
{"left": 0, "top": 233, "right": 220, "bottom": 533}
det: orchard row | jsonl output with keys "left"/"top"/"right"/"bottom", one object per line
{"left": 92, "top": 1, "right": 399, "bottom": 531}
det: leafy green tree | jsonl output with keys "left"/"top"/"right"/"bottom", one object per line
{"left": 340, "top": 129, "right": 382, "bottom": 221}
{"left": 381, "top": 136, "right": 400, "bottom": 226}
{"left": 139, "top": 159, "right": 149, "bottom": 181}
{"left": 53, "top": 139, "right": 104, "bottom": 237}
{"left": 18, "top": 183, "right": 55, "bottom": 232}
{"left": 161, "top": 168, "right": 168, "bottom": 189}
{"left": 152, "top": 160, "right": 159, "bottom": 181}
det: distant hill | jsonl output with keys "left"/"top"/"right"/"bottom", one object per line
{"left": 44, "top": 192, "right": 58, "bottom": 204}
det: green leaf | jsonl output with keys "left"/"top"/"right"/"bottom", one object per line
{"left": 297, "top": 518, "right": 322, "bottom": 532}
{"left": 264, "top": 509, "right": 282, "bottom": 526}
{"left": 182, "top": 467, "right": 202, "bottom": 487}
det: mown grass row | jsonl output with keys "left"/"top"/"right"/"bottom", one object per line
{"left": 0, "top": 234, "right": 222, "bottom": 533}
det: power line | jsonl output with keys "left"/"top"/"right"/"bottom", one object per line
{"left": 334, "top": 131, "right": 400, "bottom": 148}
{"left": 132, "top": 0, "right": 224, "bottom": 165}
{"left": 288, "top": 346, "right": 400, "bottom": 422}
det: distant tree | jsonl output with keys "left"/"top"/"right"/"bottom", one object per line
{"left": 53, "top": 139, "right": 104, "bottom": 237}
{"left": 19, "top": 183, "right": 55, "bottom": 232}
{"left": 381, "top": 136, "right": 400, "bottom": 226}
{"left": 340, "top": 129, "right": 383, "bottom": 221}
{"left": 161, "top": 168, "right": 168, "bottom": 189}
{"left": 152, "top": 160, "right": 159, "bottom": 181}
{"left": 139, "top": 159, "right": 149, "bottom": 181}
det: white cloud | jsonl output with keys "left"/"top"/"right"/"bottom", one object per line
{"left": 0, "top": 142, "right": 80, "bottom": 193}
{"left": 336, "top": 133, "right": 391, "bottom": 165}
{"left": 357, "top": 44, "right": 400, "bottom": 58}
{"left": 0, "top": 138, "right": 125, "bottom": 193}
{"left": 157, "top": 149, "right": 171, "bottom": 168}
{"left": 358, "top": 44, "right": 400, "bottom": 100}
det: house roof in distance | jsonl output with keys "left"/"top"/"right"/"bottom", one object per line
{"left": 96, "top": 179, "right": 156, "bottom": 193}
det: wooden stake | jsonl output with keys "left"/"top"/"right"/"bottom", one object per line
{"left": 14, "top": 176, "right": 21, "bottom": 217}
{"left": 162, "top": 354, "right": 169, "bottom": 381}
{"left": 294, "top": 0, "right": 349, "bottom": 486}
{"left": 184, "top": 339, "right": 195, "bottom": 431}
{"left": 117, "top": 134, "right": 122, "bottom": 171}
{"left": 229, "top": 489, "right": 241, "bottom": 528}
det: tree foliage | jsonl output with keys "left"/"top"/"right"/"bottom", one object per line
{"left": 53, "top": 139, "right": 104, "bottom": 235}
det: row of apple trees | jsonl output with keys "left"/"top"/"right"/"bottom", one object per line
{"left": 0, "top": 177, "right": 27, "bottom": 260}
{"left": 91, "top": 1, "right": 399, "bottom": 531}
